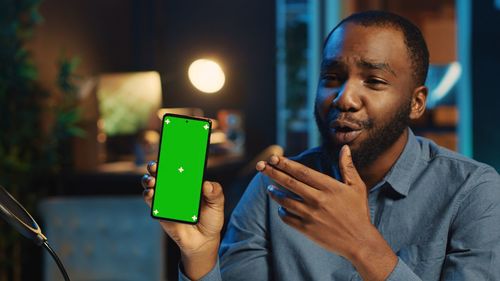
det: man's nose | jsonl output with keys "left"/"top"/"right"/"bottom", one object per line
{"left": 332, "top": 80, "right": 362, "bottom": 112}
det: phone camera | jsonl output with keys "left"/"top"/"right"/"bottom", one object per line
{"left": 185, "top": 120, "right": 189, "bottom": 123}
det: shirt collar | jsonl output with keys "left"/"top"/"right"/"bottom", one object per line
{"left": 382, "top": 128, "right": 420, "bottom": 197}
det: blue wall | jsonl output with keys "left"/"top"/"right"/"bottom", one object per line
{"left": 472, "top": 0, "right": 500, "bottom": 171}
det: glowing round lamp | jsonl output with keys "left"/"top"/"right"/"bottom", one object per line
{"left": 188, "top": 59, "right": 225, "bottom": 94}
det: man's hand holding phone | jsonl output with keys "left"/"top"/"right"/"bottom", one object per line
{"left": 142, "top": 161, "right": 225, "bottom": 280}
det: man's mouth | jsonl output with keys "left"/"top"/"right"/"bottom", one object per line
{"left": 330, "top": 120, "right": 363, "bottom": 144}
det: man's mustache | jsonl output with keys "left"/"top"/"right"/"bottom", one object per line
{"left": 326, "top": 112, "right": 373, "bottom": 129}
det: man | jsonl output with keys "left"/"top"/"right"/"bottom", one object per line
{"left": 142, "top": 11, "right": 500, "bottom": 280}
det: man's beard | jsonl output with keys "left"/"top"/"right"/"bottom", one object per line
{"left": 314, "top": 101, "right": 411, "bottom": 169}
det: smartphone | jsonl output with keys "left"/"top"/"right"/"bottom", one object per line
{"left": 151, "top": 113, "right": 212, "bottom": 224}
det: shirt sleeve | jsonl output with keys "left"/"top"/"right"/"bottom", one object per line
{"left": 178, "top": 173, "right": 271, "bottom": 281}
{"left": 178, "top": 260, "right": 222, "bottom": 281}
{"left": 439, "top": 167, "right": 500, "bottom": 280}
{"left": 385, "top": 258, "right": 422, "bottom": 280}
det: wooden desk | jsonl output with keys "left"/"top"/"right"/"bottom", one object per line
{"left": 95, "top": 152, "right": 244, "bottom": 174}
{"left": 61, "top": 153, "right": 246, "bottom": 196}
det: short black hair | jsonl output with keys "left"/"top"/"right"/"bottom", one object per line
{"left": 324, "top": 10, "right": 429, "bottom": 86}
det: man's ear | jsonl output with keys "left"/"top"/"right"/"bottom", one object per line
{"left": 409, "top": 85, "right": 427, "bottom": 120}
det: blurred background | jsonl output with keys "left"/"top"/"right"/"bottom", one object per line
{"left": 1, "top": 0, "right": 499, "bottom": 280}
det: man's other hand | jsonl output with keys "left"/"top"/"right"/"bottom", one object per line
{"left": 256, "top": 145, "right": 397, "bottom": 280}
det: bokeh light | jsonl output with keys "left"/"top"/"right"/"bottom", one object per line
{"left": 188, "top": 59, "right": 225, "bottom": 94}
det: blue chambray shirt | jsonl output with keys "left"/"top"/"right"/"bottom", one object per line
{"left": 179, "top": 130, "right": 500, "bottom": 280}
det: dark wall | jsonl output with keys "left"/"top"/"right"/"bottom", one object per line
{"left": 472, "top": 1, "right": 500, "bottom": 171}
{"left": 32, "top": 0, "right": 276, "bottom": 161}
{"left": 31, "top": 0, "right": 136, "bottom": 89}
{"left": 153, "top": 1, "right": 277, "bottom": 158}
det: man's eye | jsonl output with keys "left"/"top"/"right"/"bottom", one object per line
{"left": 320, "top": 74, "right": 344, "bottom": 87}
{"left": 364, "top": 78, "right": 388, "bottom": 89}
{"left": 365, "top": 78, "right": 386, "bottom": 84}
{"left": 321, "top": 74, "right": 339, "bottom": 81}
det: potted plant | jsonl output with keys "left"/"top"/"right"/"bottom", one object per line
{"left": 0, "top": 1, "right": 83, "bottom": 280}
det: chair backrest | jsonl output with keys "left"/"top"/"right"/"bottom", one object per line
{"left": 38, "top": 196, "right": 165, "bottom": 281}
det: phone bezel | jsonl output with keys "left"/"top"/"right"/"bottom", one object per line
{"left": 150, "top": 113, "right": 212, "bottom": 224}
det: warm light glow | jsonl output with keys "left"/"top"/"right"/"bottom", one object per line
{"left": 210, "top": 131, "right": 227, "bottom": 144}
{"left": 188, "top": 59, "right": 225, "bottom": 93}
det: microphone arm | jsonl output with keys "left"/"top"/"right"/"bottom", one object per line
{"left": 42, "top": 241, "right": 70, "bottom": 281}
{"left": 0, "top": 185, "right": 71, "bottom": 281}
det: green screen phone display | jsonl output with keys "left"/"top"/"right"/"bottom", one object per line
{"left": 151, "top": 114, "right": 211, "bottom": 224}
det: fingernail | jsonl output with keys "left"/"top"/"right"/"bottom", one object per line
{"left": 269, "top": 155, "right": 279, "bottom": 165}
{"left": 142, "top": 174, "right": 150, "bottom": 187}
{"left": 256, "top": 161, "right": 266, "bottom": 171}
{"left": 206, "top": 181, "right": 214, "bottom": 193}
{"left": 343, "top": 145, "right": 350, "bottom": 155}
{"left": 147, "top": 161, "right": 156, "bottom": 169}
{"left": 278, "top": 206, "right": 287, "bottom": 217}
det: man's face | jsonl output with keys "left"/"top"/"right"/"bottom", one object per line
{"left": 315, "top": 23, "right": 416, "bottom": 168}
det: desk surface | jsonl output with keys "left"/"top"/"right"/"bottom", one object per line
{"left": 95, "top": 152, "right": 245, "bottom": 175}
{"left": 61, "top": 153, "right": 246, "bottom": 196}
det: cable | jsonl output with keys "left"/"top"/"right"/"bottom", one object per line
{"left": 42, "top": 241, "right": 71, "bottom": 281}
